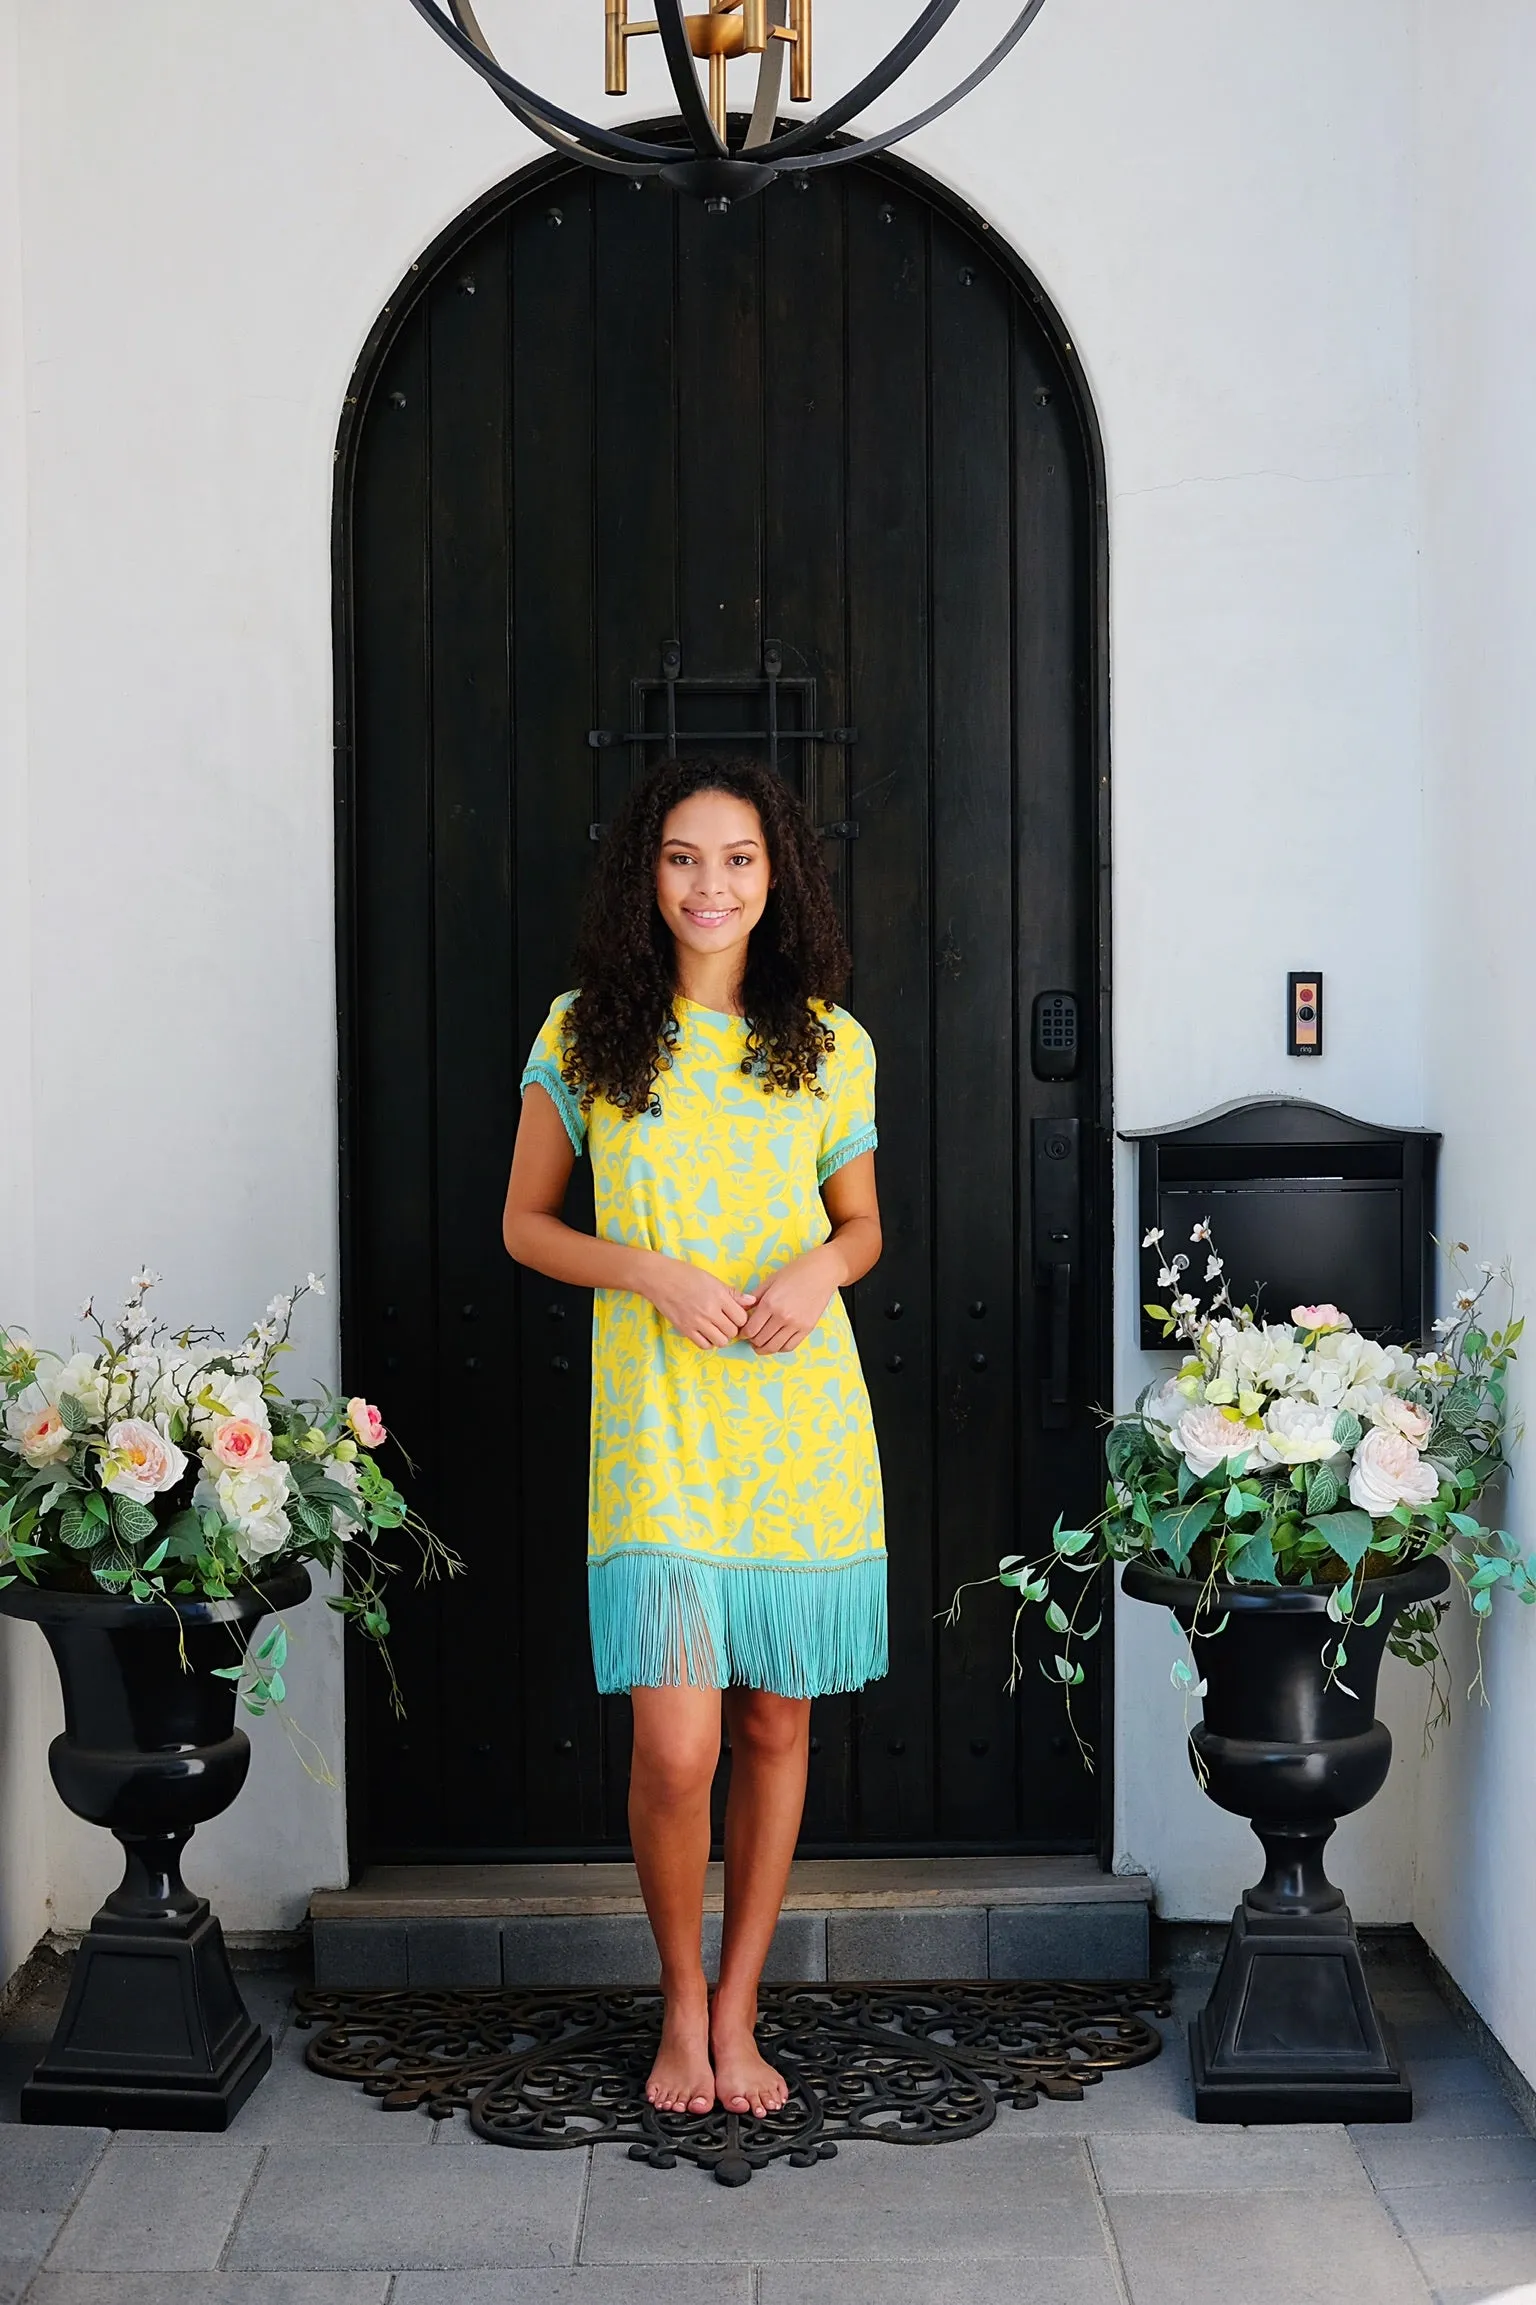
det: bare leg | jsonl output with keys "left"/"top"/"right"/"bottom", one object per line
{"left": 629, "top": 1685, "right": 721, "bottom": 2116}
{"left": 712, "top": 1689, "right": 811, "bottom": 2118}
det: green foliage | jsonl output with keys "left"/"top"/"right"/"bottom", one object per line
{"left": 0, "top": 1284, "right": 462, "bottom": 1733}
{"left": 951, "top": 1237, "right": 1528, "bottom": 1768}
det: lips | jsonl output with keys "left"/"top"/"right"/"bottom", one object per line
{"left": 683, "top": 907, "right": 737, "bottom": 927}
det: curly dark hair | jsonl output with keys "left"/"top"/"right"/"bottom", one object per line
{"left": 560, "top": 756, "right": 851, "bottom": 1121}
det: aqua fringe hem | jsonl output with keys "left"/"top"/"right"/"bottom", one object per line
{"left": 588, "top": 1549, "right": 888, "bottom": 1698}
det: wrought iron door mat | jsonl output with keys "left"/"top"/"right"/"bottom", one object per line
{"left": 295, "top": 1978, "right": 1170, "bottom": 2185}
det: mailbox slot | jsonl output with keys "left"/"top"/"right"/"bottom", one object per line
{"left": 1124, "top": 1100, "right": 1440, "bottom": 1352}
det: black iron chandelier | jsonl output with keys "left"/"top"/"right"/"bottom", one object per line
{"left": 404, "top": 0, "right": 1050, "bottom": 205}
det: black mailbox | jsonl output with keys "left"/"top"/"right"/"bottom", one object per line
{"left": 1124, "top": 1100, "right": 1440, "bottom": 1352}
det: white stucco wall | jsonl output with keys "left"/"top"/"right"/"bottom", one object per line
{"left": 0, "top": 0, "right": 1449, "bottom": 1942}
{"left": 0, "top": 0, "right": 51, "bottom": 1988}
{"left": 1412, "top": 0, "right": 1536, "bottom": 2081}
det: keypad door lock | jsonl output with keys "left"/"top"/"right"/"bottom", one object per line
{"left": 1031, "top": 990, "right": 1079, "bottom": 1080}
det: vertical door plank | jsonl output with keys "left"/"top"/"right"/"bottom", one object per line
{"left": 676, "top": 199, "right": 762, "bottom": 679}
{"left": 1012, "top": 309, "right": 1101, "bottom": 1840}
{"left": 511, "top": 179, "right": 605, "bottom": 1851}
{"left": 426, "top": 217, "right": 520, "bottom": 1852}
{"left": 929, "top": 215, "right": 1021, "bottom": 1844}
{"left": 842, "top": 173, "right": 936, "bottom": 1846}
{"left": 762, "top": 171, "right": 855, "bottom": 1842}
{"left": 591, "top": 173, "right": 680, "bottom": 1836}
{"left": 348, "top": 308, "right": 440, "bottom": 1854}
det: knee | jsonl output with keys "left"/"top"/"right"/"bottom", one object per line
{"left": 728, "top": 1694, "right": 810, "bottom": 1765}
{"left": 631, "top": 1724, "right": 720, "bottom": 1809}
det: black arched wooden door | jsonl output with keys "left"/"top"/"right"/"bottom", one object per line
{"left": 337, "top": 152, "right": 1110, "bottom": 1863}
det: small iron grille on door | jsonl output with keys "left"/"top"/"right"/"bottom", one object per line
{"left": 586, "top": 640, "right": 859, "bottom": 841}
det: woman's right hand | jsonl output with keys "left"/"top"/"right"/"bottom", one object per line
{"left": 639, "top": 1254, "right": 756, "bottom": 1350}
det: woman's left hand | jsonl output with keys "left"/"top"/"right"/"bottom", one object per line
{"left": 740, "top": 1248, "right": 840, "bottom": 1354}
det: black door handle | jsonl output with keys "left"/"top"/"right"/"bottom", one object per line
{"left": 1032, "top": 1118, "right": 1081, "bottom": 1432}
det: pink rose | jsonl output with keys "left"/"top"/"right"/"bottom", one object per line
{"left": 347, "top": 1398, "right": 386, "bottom": 1450}
{"left": 1373, "top": 1396, "right": 1432, "bottom": 1448}
{"left": 1293, "top": 1304, "right": 1352, "bottom": 1333}
{"left": 208, "top": 1416, "right": 274, "bottom": 1472}
{"left": 1348, "top": 1424, "right": 1440, "bottom": 1517}
{"left": 5, "top": 1401, "right": 72, "bottom": 1468}
{"left": 101, "top": 1419, "right": 188, "bottom": 1504}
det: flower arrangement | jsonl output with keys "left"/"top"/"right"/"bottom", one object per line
{"left": 952, "top": 1224, "right": 1527, "bottom": 1758}
{"left": 0, "top": 1273, "right": 459, "bottom": 1718}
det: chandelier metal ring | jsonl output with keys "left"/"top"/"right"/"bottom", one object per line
{"left": 404, "top": 0, "right": 1052, "bottom": 203}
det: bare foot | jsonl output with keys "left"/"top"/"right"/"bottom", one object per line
{"left": 710, "top": 2001, "right": 789, "bottom": 2121}
{"left": 646, "top": 1984, "right": 715, "bottom": 2117}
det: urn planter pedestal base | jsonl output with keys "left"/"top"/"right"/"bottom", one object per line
{"left": 0, "top": 1566, "right": 310, "bottom": 2131}
{"left": 1188, "top": 1898, "right": 1409, "bottom": 2126}
{"left": 21, "top": 1831, "right": 271, "bottom": 2131}
{"left": 1122, "top": 1555, "right": 1450, "bottom": 2128}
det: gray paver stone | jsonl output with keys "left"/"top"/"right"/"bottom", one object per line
{"left": 988, "top": 1903, "right": 1149, "bottom": 1981}
{"left": 760, "top": 1913, "right": 827, "bottom": 1982}
{"left": 1355, "top": 2133, "right": 1536, "bottom": 2188}
{"left": 0, "top": 2211, "right": 61, "bottom": 2258}
{"left": 759, "top": 2263, "right": 1123, "bottom": 2305}
{"left": 311, "top": 1921, "right": 409, "bottom": 1990}
{"left": 226, "top": 2141, "right": 585, "bottom": 2270}
{"left": 1106, "top": 2191, "right": 1434, "bottom": 2305}
{"left": 396, "top": 2273, "right": 754, "bottom": 2303}
{"left": 46, "top": 2142, "right": 263, "bottom": 2272}
{"left": 1091, "top": 2127, "right": 1373, "bottom": 2195}
{"left": 1407, "top": 2232, "right": 1536, "bottom": 2295}
{"left": 1380, "top": 2179, "right": 1536, "bottom": 2243}
{"left": 580, "top": 2134, "right": 1100, "bottom": 2262}
{"left": 408, "top": 1919, "right": 504, "bottom": 1988}
{"left": 0, "top": 2126, "right": 107, "bottom": 2210}
{"left": 501, "top": 1916, "right": 661, "bottom": 1987}
{"left": 825, "top": 1908, "right": 987, "bottom": 1983}
{"left": 27, "top": 2278, "right": 392, "bottom": 2305}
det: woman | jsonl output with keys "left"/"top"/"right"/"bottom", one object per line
{"left": 502, "top": 755, "right": 886, "bottom": 2124}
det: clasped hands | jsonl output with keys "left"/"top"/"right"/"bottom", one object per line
{"left": 642, "top": 1246, "right": 839, "bottom": 1355}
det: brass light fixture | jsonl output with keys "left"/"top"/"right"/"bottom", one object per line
{"left": 404, "top": 0, "right": 1050, "bottom": 206}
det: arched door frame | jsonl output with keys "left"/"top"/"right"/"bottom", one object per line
{"left": 331, "top": 136, "right": 1114, "bottom": 1865}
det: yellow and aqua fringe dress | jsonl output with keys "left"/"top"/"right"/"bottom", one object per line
{"left": 521, "top": 990, "right": 887, "bottom": 1699}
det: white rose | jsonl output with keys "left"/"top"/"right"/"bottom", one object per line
{"left": 1173, "top": 1404, "right": 1256, "bottom": 1479}
{"left": 101, "top": 1418, "right": 188, "bottom": 1503}
{"left": 187, "top": 1365, "right": 271, "bottom": 1436}
{"left": 195, "top": 1461, "right": 292, "bottom": 1562}
{"left": 1373, "top": 1395, "right": 1432, "bottom": 1448}
{"left": 42, "top": 1351, "right": 110, "bottom": 1424}
{"left": 4, "top": 1397, "right": 74, "bottom": 1468}
{"left": 1254, "top": 1398, "right": 1342, "bottom": 1467}
{"left": 1349, "top": 1424, "right": 1440, "bottom": 1517}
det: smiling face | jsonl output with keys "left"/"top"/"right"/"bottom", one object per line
{"left": 654, "top": 788, "right": 773, "bottom": 973}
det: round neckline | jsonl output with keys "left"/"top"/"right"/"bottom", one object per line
{"left": 675, "top": 993, "right": 746, "bottom": 1023}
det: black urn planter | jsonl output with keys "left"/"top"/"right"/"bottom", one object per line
{"left": 1122, "top": 1554, "right": 1451, "bottom": 2125}
{"left": 0, "top": 1563, "right": 311, "bottom": 2130}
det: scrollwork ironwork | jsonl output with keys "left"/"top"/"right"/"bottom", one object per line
{"left": 295, "top": 1977, "right": 1169, "bottom": 2186}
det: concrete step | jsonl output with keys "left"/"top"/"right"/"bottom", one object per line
{"left": 309, "top": 1856, "right": 1153, "bottom": 1990}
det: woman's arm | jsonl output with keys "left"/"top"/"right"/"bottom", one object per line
{"left": 503, "top": 1086, "right": 754, "bottom": 1350}
{"left": 739, "top": 1151, "right": 882, "bottom": 1355}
